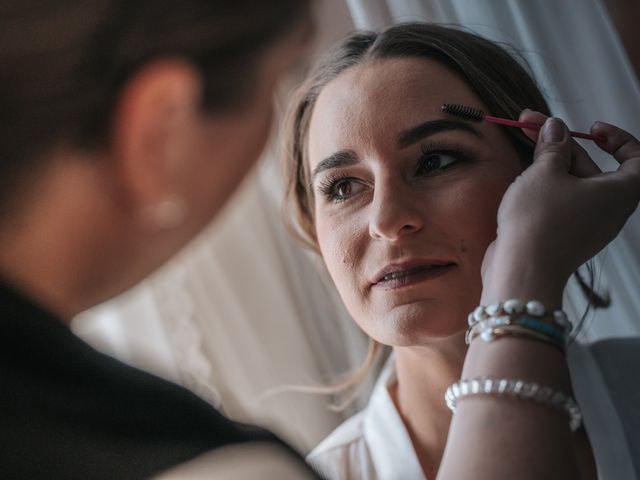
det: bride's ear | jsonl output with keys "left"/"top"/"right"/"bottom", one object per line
{"left": 109, "top": 59, "right": 201, "bottom": 230}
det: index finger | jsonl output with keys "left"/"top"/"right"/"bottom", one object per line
{"left": 591, "top": 121, "right": 640, "bottom": 175}
{"left": 591, "top": 122, "right": 640, "bottom": 206}
{"left": 519, "top": 109, "right": 548, "bottom": 142}
{"left": 519, "top": 110, "right": 601, "bottom": 177}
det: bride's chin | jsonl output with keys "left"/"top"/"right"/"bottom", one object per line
{"left": 369, "top": 306, "right": 468, "bottom": 347}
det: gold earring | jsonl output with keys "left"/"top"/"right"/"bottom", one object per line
{"left": 151, "top": 194, "right": 187, "bottom": 229}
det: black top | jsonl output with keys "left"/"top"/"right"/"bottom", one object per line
{"left": 0, "top": 281, "right": 317, "bottom": 479}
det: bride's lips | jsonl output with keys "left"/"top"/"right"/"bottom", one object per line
{"left": 371, "top": 259, "right": 456, "bottom": 290}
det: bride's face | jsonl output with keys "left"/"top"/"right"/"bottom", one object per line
{"left": 307, "top": 57, "right": 523, "bottom": 346}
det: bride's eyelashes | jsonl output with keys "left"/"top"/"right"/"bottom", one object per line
{"left": 415, "top": 142, "right": 472, "bottom": 176}
{"left": 316, "top": 142, "right": 475, "bottom": 203}
{"left": 317, "top": 173, "right": 366, "bottom": 203}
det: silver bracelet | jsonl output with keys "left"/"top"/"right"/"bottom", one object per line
{"left": 445, "top": 377, "right": 582, "bottom": 432}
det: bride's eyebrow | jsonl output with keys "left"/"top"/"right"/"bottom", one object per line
{"left": 311, "top": 149, "right": 358, "bottom": 182}
{"left": 311, "top": 119, "right": 482, "bottom": 182}
{"left": 397, "top": 119, "right": 482, "bottom": 148}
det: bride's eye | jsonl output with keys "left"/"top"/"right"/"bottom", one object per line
{"left": 335, "top": 179, "right": 353, "bottom": 198}
{"left": 318, "top": 176, "right": 366, "bottom": 203}
{"left": 416, "top": 151, "right": 460, "bottom": 175}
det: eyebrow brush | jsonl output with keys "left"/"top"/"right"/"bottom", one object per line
{"left": 441, "top": 104, "right": 600, "bottom": 141}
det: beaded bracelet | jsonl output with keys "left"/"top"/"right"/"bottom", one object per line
{"left": 466, "top": 299, "right": 572, "bottom": 348}
{"left": 468, "top": 299, "right": 571, "bottom": 331}
{"left": 466, "top": 316, "right": 568, "bottom": 348}
{"left": 445, "top": 377, "right": 582, "bottom": 432}
{"left": 466, "top": 325, "right": 566, "bottom": 351}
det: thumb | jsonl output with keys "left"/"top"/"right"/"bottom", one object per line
{"left": 480, "top": 239, "right": 497, "bottom": 281}
{"left": 533, "top": 117, "right": 571, "bottom": 171}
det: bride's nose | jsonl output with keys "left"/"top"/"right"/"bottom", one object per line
{"left": 368, "top": 177, "right": 424, "bottom": 242}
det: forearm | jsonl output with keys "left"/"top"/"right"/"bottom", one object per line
{"left": 439, "top": 339, "right": 578, "bottom": 479}
{"left": 438, "top": 258, "right": 579, "bottom": 480}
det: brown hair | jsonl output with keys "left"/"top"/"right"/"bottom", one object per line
{"left": 280, "top": 23, "right": 607, "bottom": 407}
{"left": 0, "top": 0, "right": 310, "bottom": 216}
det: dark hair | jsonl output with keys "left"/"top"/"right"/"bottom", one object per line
{"left": 282, "top": 23, "right": 550, "bottom": 250}
{"left": 0, "top": 0, "right": 309, "bottom": 216}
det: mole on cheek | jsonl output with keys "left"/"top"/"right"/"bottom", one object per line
{"left": 459, "top": 239, "right": 467, "bottom": 253}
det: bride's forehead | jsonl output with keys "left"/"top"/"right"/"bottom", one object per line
{"left": 314, "top": 58, "right": 477, "bottom": 118}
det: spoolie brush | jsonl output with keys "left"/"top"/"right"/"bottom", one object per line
{"left": 441, "top": 104, "right": 599, "bottom": 141}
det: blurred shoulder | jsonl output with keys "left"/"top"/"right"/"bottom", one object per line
{"left": 154, "top": 441, "right": 320, "bottom": 480}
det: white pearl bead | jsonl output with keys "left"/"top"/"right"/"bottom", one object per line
{"left": 471, "top": 380, "right": 480, "bottom": 393}
{"left": 553, "top": 311, "right": 571, "bottom": 331}
{"left": 481, "top": 329, "right": 495, "bottom": 342}
{"left": 486, "top": 303, "right": 501, "bottom": 316}
{"left": 498, "top": 379, "right": 508, "bottom": 393}
{"left": 484, "top": 379, "right": 493, "bottom": 393}
{"left": 473, "top": 306, "right": 486, "bottom": 322}
{"left": 504, "top": 299, "right": 524, "bottom": 314}
{"left": 526, "top": 300, "right": 546, "bottom": 316}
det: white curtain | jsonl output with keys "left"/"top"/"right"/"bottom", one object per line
{"left": 346, "top": 0, "right": 640, "bottom": 342}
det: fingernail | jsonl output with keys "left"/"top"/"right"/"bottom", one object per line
{"left": 542, "top": 118, "right": 566, "bottom": 143}
{"left": 591, "top": 121, "right": 607, "bottom": 142}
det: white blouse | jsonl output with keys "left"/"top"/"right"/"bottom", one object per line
{"left": 307, "top": 359, "right": 424, "bottom": 480}
{"left": 307, "top": 340, "right": 639, "bottom": 480}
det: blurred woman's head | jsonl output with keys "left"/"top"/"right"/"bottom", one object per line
{"left": 283, "top": 23, "right": 550, "bottom": 347}
{"left": 0, "top": 1, "right": 311, "bottom": 315}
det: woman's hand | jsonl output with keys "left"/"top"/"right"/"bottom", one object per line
{"left": 481, "top": 111, "right": 640, "bottom": 306}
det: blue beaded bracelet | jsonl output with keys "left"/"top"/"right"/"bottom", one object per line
{"left": 466, "top": 299, "right": 571, "bottom": 348}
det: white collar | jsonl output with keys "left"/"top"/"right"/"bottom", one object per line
{"left": 363, "top": 357, "right": 426, "bottom": 480}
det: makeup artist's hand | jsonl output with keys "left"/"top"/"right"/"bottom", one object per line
{"left": 481, "top": 111, "right": 640, "bottom": 305}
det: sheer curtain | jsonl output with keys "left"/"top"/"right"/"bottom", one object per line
{"left": 346, "top": 0, "right": 640, "bottom": 342}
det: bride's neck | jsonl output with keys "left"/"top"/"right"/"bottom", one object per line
{"left": 391, "top": 336, "right": 467, "bottom": 478}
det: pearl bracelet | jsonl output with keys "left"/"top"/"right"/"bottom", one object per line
{"left": 468, "top": 299, "right": 571, "bottom": 334}
{"left": 445, "top": 377, "right": 582, "bottom": 432}
{"left": 466, "top": 299, "right": 572, "bottom": 349}
{"left": 466, "top": 317, "right": 568, "bottom": 348}
{"left": 466, "top": 325, "right": 566, "bottom": 351}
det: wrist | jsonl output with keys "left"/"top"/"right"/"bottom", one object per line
{"left": 481, "top": 273, "right": 565, "bottom": 309}
{"left": 461, "top": 334, "right": 571, "bottom": 390}
{"left": 481, "top": 240, "right": 568, "bottom": 308}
